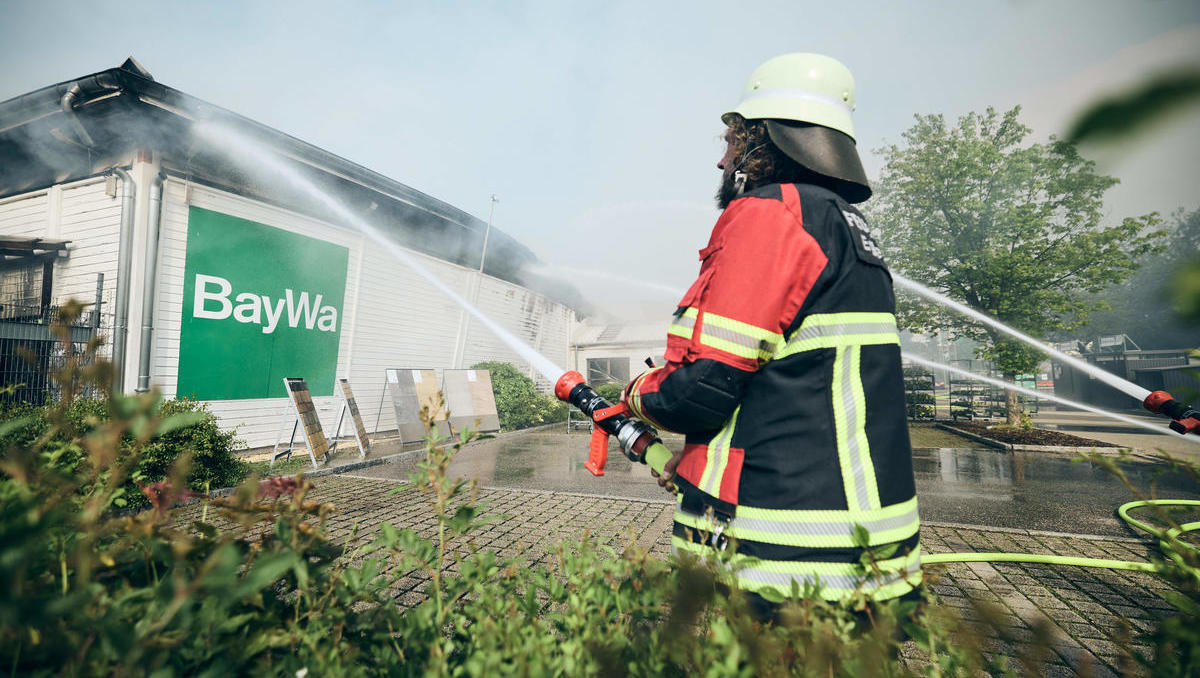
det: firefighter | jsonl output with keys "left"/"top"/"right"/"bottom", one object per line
{"left": 624, "top": 53, "right": 921, "bottom": 615}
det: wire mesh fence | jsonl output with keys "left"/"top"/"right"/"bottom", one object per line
{"left": 0, "top": 265, "right": 110, "bottom": 405}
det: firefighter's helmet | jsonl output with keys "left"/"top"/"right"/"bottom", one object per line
{"left": 723, "top": 53, "right": 871, "bottom": 203}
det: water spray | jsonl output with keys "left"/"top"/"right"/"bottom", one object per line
{"left": 193, "top": 122, "right": 567, "bottom": 385}
{"left": 892, "top": 274, "right": 1152, "bottom": 402}
{"left": 904, "top": 353, "right": 1200, "bottom": 444}
{"left": 892, "top": 274, "right": 1200, "bottom": 438}
{"left": 554, "top": 371, "right": 672, "bottom": 475}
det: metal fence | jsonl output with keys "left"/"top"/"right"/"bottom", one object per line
{"left": 0, "top": 266, "right": 109, "bottom": 405}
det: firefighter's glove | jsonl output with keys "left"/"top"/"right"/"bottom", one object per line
{"left": 650, "top": 447, "right": 685, "bottom": 494}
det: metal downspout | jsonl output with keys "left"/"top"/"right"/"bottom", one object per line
{"left": 59, "top": 73, "right": 121, "bottom": 148}
{"left": 110, "top": 168, "right": 136, "bottom": 393}
{"left": 135, "top": 173, "right": 165, "bottom": 392}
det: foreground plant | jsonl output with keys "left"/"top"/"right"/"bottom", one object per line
{"left": 11, "top": 301, "right": 1196, "bottom": 675}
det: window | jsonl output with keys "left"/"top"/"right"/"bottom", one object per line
{"left": 587, "top": 357, "right": 630, "bottom": 385}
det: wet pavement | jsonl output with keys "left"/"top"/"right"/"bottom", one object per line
{"left": 1032, "top": 408, "right": 1200, "bottom": 463}
{"left": 354, "top": 428, "right": 679, "bottom": 502}
{"left": 178, "top": 472, "right": 1181, "bottom": 677}
{"left": 354, "top": 429, "right": 1200, "bottom": 538}
{"left": 913, "top": 447, "right": 1200, "bottom": 537}
{"left": 217, "top": 423, "right": 1200, "bottom": 676}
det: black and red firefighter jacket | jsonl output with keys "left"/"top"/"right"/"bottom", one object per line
{"left": 626, "top": 182, "right": 922, "bottom": 602}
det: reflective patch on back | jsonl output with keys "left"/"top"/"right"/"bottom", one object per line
{"left": 842, "top": 209, "right": 887, "bottom": 268}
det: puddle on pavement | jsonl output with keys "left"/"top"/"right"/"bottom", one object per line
{"left": 356, "top": 432, "right": 1199, "bottom": 536}
{"left": 442, "top": 431, "right": 676, "bottom": 502}
{"left": 913, "top": 447, "right": 1200, "bottom": 536}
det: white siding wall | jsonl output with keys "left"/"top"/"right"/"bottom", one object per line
{"left": 462, "top": 280, "right": 572, "bottom": 390}
{"left": 0, "top": 191, "right": 50, "bottom": 237}
{"left": 55, "top": 181, "right": 121, "bottom": 319}
{"left": 5, "top": 177, "right": 576, "bottom": 449}
{"left": 154, "top": 181, "right": 364, "bottom": 448}
{"left": 342, "top": 235, "right": 473, "bottom": 437}
{"left": 153, "top": 180, "right": 574, "bottom": 449}
{"left": 0, "top": 180, "right": 121, "bottom": 343}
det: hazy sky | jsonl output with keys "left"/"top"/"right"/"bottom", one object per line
{"left": 3, "top": 0, "right": 1198, "bottom": 316}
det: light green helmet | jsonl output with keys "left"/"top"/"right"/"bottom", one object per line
{"left": 723, "top": 53, "right": 871, "bottom": 202}
{"left": 722, "top": 53, "right": 857, "bottom": 139}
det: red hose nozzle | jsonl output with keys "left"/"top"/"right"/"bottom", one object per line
{"left": 555, "top": 370, "right": 585, "bottom": 403}
{"left": 1143, "top": 390, "right": 1173, "bottom": 414}
{"left": 1144, "top": 390, "right": 1200, "bottom": 436}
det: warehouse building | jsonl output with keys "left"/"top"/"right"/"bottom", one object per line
{"left": 570, "top": 321, "right": 667, "bottom": 386}
{"left": 0, "top": 58, "right": 578, "bottom": 448}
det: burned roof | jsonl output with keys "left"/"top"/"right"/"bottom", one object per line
{"left": 0, "top": 58, "right": 567, "bottom": 298}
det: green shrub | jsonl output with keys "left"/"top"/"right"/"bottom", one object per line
{"left": 470, "top": 361, "right": 566, "bottom": 431}
{"left": 0, "top": 394, "right": 967, "bottom": 678}
{"left": 2, "top": 302, "right": 1195, "bottom": 676}
{"left": 594, "top": 381, "right": 625, "bottom": 402}
{"left": 0, "top": 396, "right": 246, "bottom": 511}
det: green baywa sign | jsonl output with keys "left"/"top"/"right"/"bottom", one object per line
{"left": 177, "top": 207, "right": 349, "bottom": 400}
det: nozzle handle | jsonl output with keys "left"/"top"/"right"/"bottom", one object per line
{"left": 555, "top": 370, "right": 670, "bottom": 464}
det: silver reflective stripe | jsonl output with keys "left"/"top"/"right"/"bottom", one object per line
{"left": 841, "top": 346, "right": 872, "bottom": 511}
{"left": 736, "top": 567, "right": 910, "bottom": 592}
{"left": 738, "top": 88, "right": 853, "bottom": 115}
{"left": 732, "top": 505, "right": 919, "bottom": 538}
{"left": 702, "top": 322, "right": 763, "bottom": 350}
{"left": 673, "top": 313, "right": 696, "bottom": 330}
{"left": 792, "top": 321, "right": 896, "bottom": 342}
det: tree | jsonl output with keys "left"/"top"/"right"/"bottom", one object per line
{"left": 868, "top": 106, "right": 1163, "bottom": 424}
{"left": 1075, "top": 207, "right": 1200, "bottom": 349}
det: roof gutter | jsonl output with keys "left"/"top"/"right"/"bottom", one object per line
{"left": 59, "top": 72, "right": 122, "bottom": 148}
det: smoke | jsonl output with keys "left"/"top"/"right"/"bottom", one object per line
{"left": 192, "top": 119, "right": 569, "bottom": 383}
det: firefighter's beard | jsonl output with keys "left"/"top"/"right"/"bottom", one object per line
{"left": 716, "top": 168, "right": 741, "bottom": 210}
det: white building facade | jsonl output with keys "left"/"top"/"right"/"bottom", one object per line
{"left": 0, "top": 60, "right": 574, "bottom": 448}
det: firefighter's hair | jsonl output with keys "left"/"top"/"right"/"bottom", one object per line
{"left": 723, "top": 114, "right": 830, "bottom": 192}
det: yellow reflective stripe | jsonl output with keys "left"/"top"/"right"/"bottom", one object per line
{"left": 831, "top": 345, "right": 880, "bottom": 511}
{"left": 729, "top": 497, "right": 920, "bottom": 548}
{"left": 674, "top": 510, "right": 720, "bottom": 534}
{"left": 774, "top": 312, "right": 898, "bottom": 359}
{"left": 698, "top": 406, "right": 740, "bottom": 497}
{"left": 831, "top": 347, "right": 861, "bottom": 511}
{"left": 697, "top": 312, "right": 782, "bottom": 361}
{"left": 849, "top": 345, "right": 881, "bottom": 508}
{"left": 735, "top": 496, "right": 917, "bottom": 523}
{"left": 668, "top": 307, "right": 698, "bottom": 340}
{"left": 670, "top": 537, "right": 923, "bottom": 601}
{"left": 801, "top": 312, "right": 897, "bottom": 327}
{"left": 626, "top": 367, "right": 661, "bottom": 421}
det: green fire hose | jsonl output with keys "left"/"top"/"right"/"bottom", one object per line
{"left": 923, "top": 498, "right": 1200, "bottom": 573}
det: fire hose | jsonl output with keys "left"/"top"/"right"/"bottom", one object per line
{"left": 554, "top": 372, "right": 1200, "bottom": 573}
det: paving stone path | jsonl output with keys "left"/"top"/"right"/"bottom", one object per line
{"left": 177, "top": 474, "right": 1181, "bottom": 676}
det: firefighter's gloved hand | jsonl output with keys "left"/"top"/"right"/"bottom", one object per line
{"left": 650, "top": 447, "right": 685, "bottom": 494}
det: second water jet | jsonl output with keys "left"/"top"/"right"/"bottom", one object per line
{"left": 903, "top": 352, "right": 1199, "bottom": 444}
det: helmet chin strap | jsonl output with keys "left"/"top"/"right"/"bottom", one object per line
{"left": 733, "top": 171, "right": 748, "bottom": 195}
{"left": 731, "top": 143, "right": 767, "bottom": 196}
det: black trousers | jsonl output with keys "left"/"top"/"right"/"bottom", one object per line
{"left": 745, "top": 585, "right": 924, "bottom": 640}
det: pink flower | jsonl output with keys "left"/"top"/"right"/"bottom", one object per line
{"left": 139, "top": 480, "right": 204, "bottom": 514}
{"left": 257, "top": 476, "right": 309, "bottom": 499}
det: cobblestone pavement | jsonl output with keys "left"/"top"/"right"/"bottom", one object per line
{"left": 181, "top": 474, "right": 1180, "bottom": 676}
